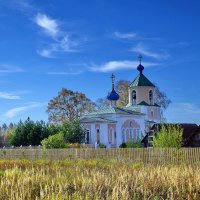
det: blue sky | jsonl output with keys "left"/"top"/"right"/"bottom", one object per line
{"left": 0, "top": 0, "right": 199, "bottom": 125}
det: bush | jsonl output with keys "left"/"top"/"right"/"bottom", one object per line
{"left": 119, "top": 143, "right": 127, "bottom": 148}
{"left": 41, "top": 133, "right": 68, "bottom": 149}
{"left": 98, "top": 143, "right": 106, "bottom": 148}
{"left": 152, "top": 124, "right": 183, "bottom": 148}
{"left": 126, "top": 140, "right": 143, "bottom": 148}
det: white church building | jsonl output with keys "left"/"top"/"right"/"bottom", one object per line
{"left": 80, "top": 58, "right": 161, "bottom": 148}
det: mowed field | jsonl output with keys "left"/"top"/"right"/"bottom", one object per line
{"left": 0, "top": 159, "right": 199, "bottom": 200}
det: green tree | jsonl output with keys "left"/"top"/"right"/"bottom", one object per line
{"left": 60, "top": 120, "right": 85, "bottom": 143}
{"left": 3, "top": 123, "right": 15, "bottom": 146}
{"left": 9, "top": 118, "right": 52, "bottom": 146}
{"left": 41, "top": 133, "right": 67, "bottom": 149}
{"left": 152, "top": 124, "right": 183, "bottom": 148}
{"left": 47, "top": 88, "right": 96, "bottom": 123}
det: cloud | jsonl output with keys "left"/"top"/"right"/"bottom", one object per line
{"left": 0, "top": 64, "right": 24, "bottom": 74}
{"left": 35, "top": 13, "right": 59, "bottom": 37}
{"left": 132, "top": 43, "right": 170, "bottom": 61}
{"left": 47, "top": 70, "right": 82, "bottom": 75}
{"left": 89, "top": 60, "right": 158, "bottom": 72}
{"left": 165, "top": 102, "right": 200, "bottom": 124}
{"left": 4, "top": 102, "right": 46, "bottom": 118}
{"left": 34, "top": 13, "right": 79, "bottom": 58}
{"left": 0, "top": 92, "right": 20, "bottom": 100}
{"left": 173, "top": 103, "right": 200, "bottom": 114}
{"left": 114, "top": 31, "right": 137, "bottom": 39}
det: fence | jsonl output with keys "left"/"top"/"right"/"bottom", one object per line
{"left": 0, "top": 148, "right": 199, "bottom": 164}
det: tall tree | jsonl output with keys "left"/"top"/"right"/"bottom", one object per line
{"left": 47, "top": 88, "right": 96, "bottom": 123}
{"left": 116, "top": 80, "right": 130, "bottom": 107}
{"left": 9, "top": 118, "right": 52, "bottom": 146}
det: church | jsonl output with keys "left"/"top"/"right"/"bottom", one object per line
{"left": 80, "top": 57, "right": 161, "bottom": 148}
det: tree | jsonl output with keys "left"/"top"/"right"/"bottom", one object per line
{"left": 9, "top": 118, "right": 52, "bottom": 146}
{"left": 154, "top": 86, "right": 171, "bottom": 119}
{"left": 60, "top": 120, "right": 85, "bottom": 143}
{"left": 116, "top": 80, "right": 130, "bottom": 107}
{"left": 3, "top": 123, "right": 15, "bottom": 146}
{"left": 152, "top": 124, "right": 183, "bottom": 148}
{"left": 47, "top": 88, "right": 96, "bottom": 123}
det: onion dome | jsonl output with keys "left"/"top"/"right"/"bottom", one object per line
{"left": 137, "top": 64, "right": 144, "bottom": 74}
{"left": 137, "top": 54, "right": 144, "bottom": 74}
{"left": 107, "top": 89, "right": 120, "bottom": 101}
{"left": 107, "top": 73, "right": 120, "bottom": 101}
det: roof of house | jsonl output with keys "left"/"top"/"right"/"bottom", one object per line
{"left": 129, "top": 73, "right": 155, "bottom": 87}
{"left": 137, "top": 101, "right": 161, "bottom": 107}
{"left": 80, "top": 116, "right": 117, "bottom": 123}
{"left": 83, "top": 106, "right": 143, "bottom": 117}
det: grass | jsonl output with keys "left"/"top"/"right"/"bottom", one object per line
{"left": 0, "top": 159, "right": 199, "bottom": 199}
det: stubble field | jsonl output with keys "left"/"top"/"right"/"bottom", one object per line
{"left": 0, "top": 159, "right": 199, "bottom": 200}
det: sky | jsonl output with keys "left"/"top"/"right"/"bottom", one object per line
{"left": 0, "top": 0, "right": 199, "bottom": 125}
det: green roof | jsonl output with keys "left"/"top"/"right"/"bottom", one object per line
{"left": 130, "top": 73, "right": 155, "bottom": 87}
{"left": 83, "top": 107, "right": 142, "bottom": 117}
{"left": 80, "top": 117, "right": 117, "bottom": 123}
{"left": 137, "top": 101, "right": 150, "bottom": 106}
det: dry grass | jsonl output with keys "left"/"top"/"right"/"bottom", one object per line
{"left": 0, "top": 159, "right": 199, "bottom": 199}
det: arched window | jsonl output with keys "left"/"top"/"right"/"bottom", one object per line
{"left": 132, "top": 90, "right": 136, "bottom": 105}
{"left": 122, "top": 129, "right": 125, "bottom": 143}
{"left": 149, "top": 90, "right": 153, "bottom": 105}
{"left": 96, "top": 129, "right": 100, "bottom": 144}
{"left": 151, "top": 110, "right": 154, "bottom": 118}
{"left": 85, "top": 129, "right": 90, "bottom": 144}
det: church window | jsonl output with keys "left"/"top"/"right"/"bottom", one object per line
{"left": 132, "top": 90, "right": 136, "bottom": 105}
{"left": 126, "top": 129, "right": 130, "bottom": 142}
{"left": 122, "top": 129, "right": 125, "bottom": 143}
{"left": 85, "top": 129, "right": 90, "bottom": 144}
{"left": 151, "top": 110, "right": 154, "bottom": 118}
{"left": 149, "top": 90, "right": 153, "bottom": 105}
{"left": 108, "top": 129, "right": 112, "bottom": 144}
{"left": 130, "top": 129, "right": 133, "bottom": 141}
{"left": 136, "top": 129, "right": 140, "bottom": 140}
{"left": 96, "top": 129, "right": 100, "bottom": 144}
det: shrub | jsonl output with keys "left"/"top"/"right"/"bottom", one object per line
{"left": 152, "top": 124, "right": 183, "bottom": 148}
{"left": 119, "top": 143, "right": 127, "bottom": 148}
{"left": 126, "top": 140, "right": 143, "bottom": 148}
{"left": 98, "top": 143, "right": 106, "bottom": 148}
{"left": 41, "top": 133, "right": 67, "bottom": 148}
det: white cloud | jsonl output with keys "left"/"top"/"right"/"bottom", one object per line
{"left": 89, "top": 60, "right": 158, "bottom": 72}
{"left": 47, "top": 70, "right": 82, "bottom": 75}
{"left": 37, "top": 49, "right": 53, "bottom": 58}
{"left": 114, "top": 31, "right": 137, "bottom": 39}
{"left": 37, "top": 35, "right": 78, "bottom": 58}
{"left": 4, "top": 102, "right": 46, "bottom": 118}
{"left": 173, "top": 103, "right": 200, "bottom": 114}
{"left": 0, "top": 64, "right": 24, "bottom": 74}
{"left": 0, "top": 92, "right": 20, "bottom": 100}
{"left": 34, "top": 13, "right": 79, "bottom": 58}
{"left": 35, "top": 13, "right": 59, "bottom": 37}
{"left": 165, "top": 102, "right": 200, "bottom": 124}
{"left": 132, "top": 43, "right": 170, "bottom": 61}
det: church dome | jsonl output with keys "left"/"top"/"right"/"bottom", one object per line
{"left": 107, "top": 89, "right": 120, "bottom": 101}
{"left": 137, "top": 64, "right": 144, "bottom": 74}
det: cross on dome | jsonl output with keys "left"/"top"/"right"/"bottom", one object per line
{"left": 137, "top": 54, "right": 144, "bottom": 74}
